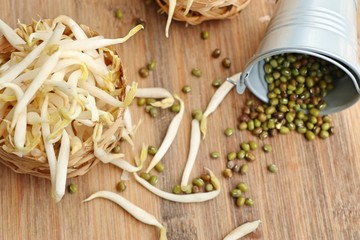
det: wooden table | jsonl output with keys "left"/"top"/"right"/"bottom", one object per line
{"left": 1, "top": 0, "right": 360, "bottom": 239}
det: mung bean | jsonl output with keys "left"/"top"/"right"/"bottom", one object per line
{"left": 212, "top": 48, "right": 221, "bottom": 58}
{"left": 68, "top": 183, "right": 77, "bottom": 193}
{"left": 116, "top": 181, "right": 127, "bottom": 192}
{"left": 210, "top": 151, "right": 220, "bottom": 159}
{"left": 267, "top": 164, "right": 278, "bottom": 173}
{"left": 224, "top": 127, "right": 234, "bottom": 137}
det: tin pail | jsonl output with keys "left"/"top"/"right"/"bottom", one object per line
{"left": 237, "top": 0, "right": 360, "bottom": 114}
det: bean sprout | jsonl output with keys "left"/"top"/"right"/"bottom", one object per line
{"left": 180, "top": 119, "right": 200, "bottom": 191}
{"left": 84, "top": 191, "right": 167, "bottom": 240}
{"left": 145, "top": 95, "right": 184, "bottom": 173}
{"left": 200, "top": 80, "right": 235, "bottom": 139}
{"left": 223, "top": 220, "right": 261, "bottom": 240}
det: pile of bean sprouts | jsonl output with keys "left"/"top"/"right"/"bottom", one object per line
{"left": 0, "top": 16, "right": 142, "bottom": 202}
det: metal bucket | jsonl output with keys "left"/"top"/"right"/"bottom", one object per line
{"left": 236, "top": 0, "right": 360, "bottom": 114}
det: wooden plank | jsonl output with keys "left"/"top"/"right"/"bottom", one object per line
{"left": 1, "top": 0, "right": 360, "bottom": 239}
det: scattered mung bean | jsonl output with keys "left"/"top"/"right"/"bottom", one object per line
{"left": 149, "top": 107, "right": 158, "bottom": 118}
{"left": 138, "top": 67, "right": 149, "bottom": 78}
{"left": 236, "top": 182, "right": 248, "bottom": 193}
{"left": 137, "top": 97, "right": 146, "bottom": 106}
{"left": 263, "top": 144, "right": 272, "bottom": 152}
{"left": 227, "top": 152, "right": 237, "bottom": 161}
{"left": 116, "top": 9, "right": 123, "bottom": 19}
{"left": 140, "top": 172, "right": 151, "bottom": 181}
{"left": 182, "top": 85, "right": 192, "bottom": 93}
{"left": 192, "top": 109, "right": 203, "bottom": 121}
{"left": 173, "top": 185, "right": 182, "bottom": 194}
{"left": 212, "top": 48, "right": 221, "bottom": 58}
{"left": 230, "top": 189, "right": 242, "bottom": 198}
{"left": 149, "top": 175, "right": 158, "bottom": 185}
{"left": 191, "top": 68, "right": 202, "bottom": 77}
{"left": 241, "top": 143, "right": 251, "bottom": 152}
{"left": 240, "top": 164, "right": 249, "bottom": 175}
{"left": 236, "top": 196, "right": 246, "bottom": 207}
{"left": 193, "top": 178, "right": 205, "bottom": 187}
{"left": 237, "top": 150, "right": 246, "bottom": 159}
{"left": 205, "top": 183, "right": 214, "bottom": 192}
{"left": 223, "top": 168, "right": 233, "bottom": 178}
{"left": 201, "top": 30, "right": 209, "bottom": 40}
{"left": 210, "top": 151, "right": 220, "bottom": 159}
{"left": 154, "top": 162, "right": 165, "bottom": 172}
{"left": 148, "top": 146, "right": 158, "bottom": 155}
{"left": 201, "top": 173, "right": 211, "bottom": 182}
{"left": 249, "top": 141, "right": 258, "bottom": 150}
{"left": 112, "top": 145, "right": 121, "bottom": 153}
{"left": 245, "top": 152, "right": 255, "bottom": 161}
{"left": 244, "top": 198, "right": 254, "bottom": 206}
{"left": 267, "top": 164, "right": 278, "bottom": 173}
{"left": 224, "top": 127, "right": 234, "bottom": 137}
{"left": 171, "top": 102, "right": 181, "bottom": 113}
{"left": 222, "top": 58, "right": 231, "bottom": 68}
{"left": 116, "top": 181, "right": 127, "bottom": 192}
{"left": 212, "top": 79, "right": 222, "bottom": 88}
{"left": 68, "top": 183, "right": 77, "bottom": 193}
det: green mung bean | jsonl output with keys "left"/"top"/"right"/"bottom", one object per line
{"left": 171, "top": 103, "right": 181, "bottom": 113}
{"left": 212, "top": 79, "right": 222, "bottom": 87}
{"left": 241, "top": 143, "right": 251, "bottom": 152}
{"left": 182, "top": 85, "right": 192, "bottom": 93}
{"left": 222, "top": 58, "right": 231, "bottom": 68}
{"left": 237, "top": 150, "right": 246, "bottom": 159}
{"left": 240, "top": 164, "right": 249, "bottom": 175}
{"left": 236, "top": 196, "right": 246, "bottom": 207}
{"left": 191, "top": 68, "right": 202, "bottom": 77}
{"left": 201, "top": 30, "right": 209, "bottom": 40}
{"left": 263, "top": 144, "right": 272, "bottom": 153}
{"left": 148, "top": 146, "right": 158, "bottom": 155}
{"left": 227, "top": 152, "right": 237, "bottom": 161}
{"left": 68, "top": 183, "right": 77, "bottom": 194}
{"left": 230, "top": 189, "right": 242, "bottom": 198}
{"left": 154, "top": 162, "right": 165, "bottom": 172}
{"left": 245, "top": 198, "right": 254, "bottom": 206}
{"left": 210, "top": 151, "right": 220, "bottom": 159}
{"left": 112, "top": 145, "right": 121, "bottom": 153}
{"left": 193, "top": 178, "right": 205, "bottom": 187}
{"left": 224, "top": 128, "right": 234, "bottom": 137}
{"left": 137, "top": 98, "right": 146, "bottom": 106}
{"left": 236, "top": 182, "right": 248, "bottom": 192}
{"left": 249, "top": 141, "right": 258, "bottom": 150}
{"left": 267, "top": 164, "right": 278, "bottom": 173}
{"left": 140, "top": 172, "right": 151, "bottom": 181}
{"left": 149, "top": 175, "right": 158, "bottom": 185}
{"left": 147, "top": 60, "right": 156, "bottom": 71}
{"left": 205, "top": 183, "right": 214, "bottom": 192}
{"left": 116, "top": 181, "right": 127, "bottom": 192}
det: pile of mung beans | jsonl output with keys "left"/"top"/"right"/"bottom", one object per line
{"left": 238, "top": 53, "right": 339, "bottom": 141}
{"left": 217, "top": 140, "right": 276, "bottom": 207}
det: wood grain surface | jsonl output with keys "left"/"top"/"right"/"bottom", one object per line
{"left": 1, "top": 0, "right": 360, "bottom": 239}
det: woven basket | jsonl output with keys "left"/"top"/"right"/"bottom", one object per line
{"left": 156, "top": 0, "right": 252, "bottom": 25}
{"left": 0, "top": 20, "right": 126, "bottom": 179}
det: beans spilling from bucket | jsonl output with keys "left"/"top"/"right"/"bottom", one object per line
{"left": 238, "top": 53, "right": 340, "bottom": 140}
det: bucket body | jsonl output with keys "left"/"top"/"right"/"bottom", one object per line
{"left": 237, "top": 0, "right": 360, "bottom": 114}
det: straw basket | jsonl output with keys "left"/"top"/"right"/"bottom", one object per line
{"left": 156, "top": 0, "right": 252, "bottom": 25}
{"left": 0, "top": 20, "right": 126, "bottom": 179}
